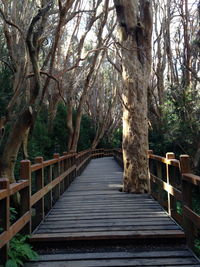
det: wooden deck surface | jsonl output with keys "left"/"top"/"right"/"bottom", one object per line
{"left": 28, "top": 157, "right": 200, "bottom": 266}
{"left": 26, "top": 249, "right": 200, "bottom": 266}
{"left": 31, "top": 157, "right": 184, "bottom": 241}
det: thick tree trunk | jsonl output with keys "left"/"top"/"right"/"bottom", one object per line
{"left": 0, "top": 107, "right": 33, "bottom": 182}
{"left": 122, "top": 65, "right": 149, "bottom": 193}
{"left": 114, "top": 0, "right": 152, "bottom": 193}
{"left": 70, "top": 91, "right": 86, "bottom": 152}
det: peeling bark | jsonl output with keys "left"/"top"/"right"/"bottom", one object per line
{"left": 114, "top": 0, "right": 152, "bottom": 193}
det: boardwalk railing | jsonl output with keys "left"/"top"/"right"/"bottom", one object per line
{"left": 0, "top": 148, "right": 113, "bottom": 264}
{"left": 147, "top": 150, "right": 200, "bottom": 251}
{"left": 1, "top": 148, "right": 200, "bottom": 263}
{"left": 112, "top": 149, "right": 200, "bottom": 251}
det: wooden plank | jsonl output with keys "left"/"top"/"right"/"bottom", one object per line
{"left": 9, "top": 180, "right": 29, "bottom": 196}
{"left": 25, "top": 248, "right": 200, "bottom": 267}
{"left": 0, "top": 189, "right": 8, "bottom": 201}
{"left": 28, "top": 250, "right": 194, "bottom": 261}
{"left": 36, "top": 226, "right": 180, "bottom": 234}
{"left": 182, "top": 173, "right": 200, "bottom": 186}
{"left": 32, "top": 157, "right": 185, "bottom": 245}
{"left": 149, "top": 154, "right": 179, "bottom": 167}
{"left": 150, "top": 174, "right": 182, "bottom": 201}
{"left": 25, "top": 258, "right": 200, "bottom": 267}
{"left": 0, "top": 212, "right": 31, "bottom": 249}
{"left": 45, "top": 213, "right": 168, "bottom": 220}
{"left": 30, "top": 230, "right": 185, "bottom": 242}
{"left": 76, "top": 156, "right": 90, "bottom": 171}
{"left": 183, "top": 205, "right": 200, "bottom": 229}
{"left": 31, "top": 155, "right": 76, "bottom": 172}
{"left": 39, "top": 219, "right": 175, "bottom": 225}
{"left": 31, "top": 165, "right": 76, "bottom": 206}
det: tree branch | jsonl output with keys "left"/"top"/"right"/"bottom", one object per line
{"left": 27, "top": 71, "right": 67, "bottom": 104}
{"left": 0, "top": 7, "right": 24, "bottom": 37}
{"left": 0, "top": 59, "right": 15, "bottom": 73}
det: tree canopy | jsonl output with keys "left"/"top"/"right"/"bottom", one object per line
{"left": 0, "top": 0, "right": 200, "bottom": 189}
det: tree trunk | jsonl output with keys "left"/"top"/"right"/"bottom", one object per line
{"left": 114, "top": 0, "right": 152, "bottom": 193}
{"left": 0, "top": 107, "right": 33, "bottom": 182}
{"left": 67, "top": 99, "right": 74, "bottom": 151}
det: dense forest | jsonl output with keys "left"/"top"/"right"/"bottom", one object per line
{"left": 1, "top": 0, "right": 200, "bottom": 266}
{"left": 0, "top": 0, "right": 200, "bottom": 183}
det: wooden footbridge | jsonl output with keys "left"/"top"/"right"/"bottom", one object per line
{"left": 1, "top": 149, "right": 200, "bottom": 266}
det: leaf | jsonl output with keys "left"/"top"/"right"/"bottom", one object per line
{"left": 6, "top": 234, "right": 38, "bottom": 266}
{"left": 6, "top": 259, "right": 18, "bottom": 267}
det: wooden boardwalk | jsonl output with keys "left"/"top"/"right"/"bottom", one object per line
{"left": 27, "top": 157, "right": 200, "bottom": 266}
{"left": 31, "top": 157, "right": 184, "bottom": 241}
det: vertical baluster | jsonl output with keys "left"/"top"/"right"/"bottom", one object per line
{"left": 73, "top": 153, "right": 77, "bottom": 180}
{"left": 180, "top": 155, "right": 194, "bottom": 248}
{"left": 60, "top": 157, "right": 64, "bottom": 195}
{"left": 20, "top": 160, "right": 31, "bottom": 234}
{"left": 49, "top": 165, "right": 53, "bottom": 208}
{"left": 53, "top": 153, "right": 60, "bottom": 201}
{"left": 166, "top": 153, "right": 175, "bottom": 216}
{"left": 147, "top": 150, "right": 153, "bottom": 194}
{"left": 63, "top": 152, "right": 68, "bottom": 190}
{"left": 0, "top": 178, "right": 9, "bottom": 265}
{"left": 34, "top": 157, "right": 44, "bottom": 227}
{"left": 156, "top": 160, "right": 163, "bottom": 205}
{"left": 69, "top": 156, "right": 72, "bottom": 184}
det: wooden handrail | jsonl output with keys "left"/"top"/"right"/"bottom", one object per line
{"left": 113, "top": 148, "right": 200, "bottom": 251}
{"left": 182, "top": 173, "right": 200, "bottom": 185}
{"left": 148, "top": 150, "right": 200, "bottom": 250}
{"left": 0, "top": 148, "right": 114, "bottom": 264}
{"left": 2, "top": 148, "right": 200, "bottom": 263}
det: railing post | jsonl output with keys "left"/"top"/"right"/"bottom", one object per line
{"left": 49, "top": 164, "right": 53, "bottom": 209}
{"left": 0, "top": 178, "right": 9, "bottom": 265}
{"left": 34, "top": 157, "right": 44, "bottom": 227}
{"left": 147, "top": 150, "right": 153, "bottom": 194}
{"left": 20, "top": 160, "right": 31, "bottom": 234}
{"left": 63, "top": 152, "right": 69, "bottom": 190}
{"left": 180, "top": 154, "right": 194, "bottom": 248}
{"left": 69, "top": 154, "right": 73, "bottom": 184}
{"left": 166, "top": 152, "right": 175, "bottom": 216}
{"left": 73, "top": 153, "right": 77, "bottom": 181}
{"left": 156, "top": 156, "right": 163, "bottom": 205}
{"left": 53, "top": 153, "right": 60, "bottom": 201}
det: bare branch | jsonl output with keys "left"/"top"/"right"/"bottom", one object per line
{"left": 0, "top": 7, "right": 24, "bottom": 37}
{"left": 0, "top": 59, "right": 15, "bottom": 73}
{"left": 27, "top": 71, "right": 66, "bottom": 104}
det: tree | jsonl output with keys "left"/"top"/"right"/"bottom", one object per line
{"left": 114, "top": 0, "right": 153, "bottom": 193}
{"left": 87, "top": 61, "right": 122, "bottom": 149}
{"left": 0, "top": 0, "right": 76, "bottom": 182}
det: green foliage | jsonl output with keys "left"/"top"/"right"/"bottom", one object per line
{"left": 6, "top": 235, "right": 38, "bottom": 267}
{"left": 193, "top": 187, "right": 200, "bottom": 215}
{"left": 10, "top": 207, "right": 18, "bottom": 224}
{"left": 194, "top": 239, "right": 200, "bottom": 256}
{"left": 149, "top": 86, "right": 200, "bottom": 159}
{"left": 109, "top": 128, "right": 122, "bottom": 148}
{"left": 28, "top": 107, "right": 52, "bottom": 161}
{"left": 50, "top": 103, "right": 68, "bottom": 154}
{"left": 28, "top": 103, "right": 68, "bottom": 161}
{"left": 176, "top": 201, "right": 182, "bottom": 216}
{"left": 78, "top": 114, "right": 94, "bottom": 151}
{"left": 13, "top": 101, "right": 121, "bottom": 178}
{"left": 5, "top": 207, "right": 38, "bottom": 267}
